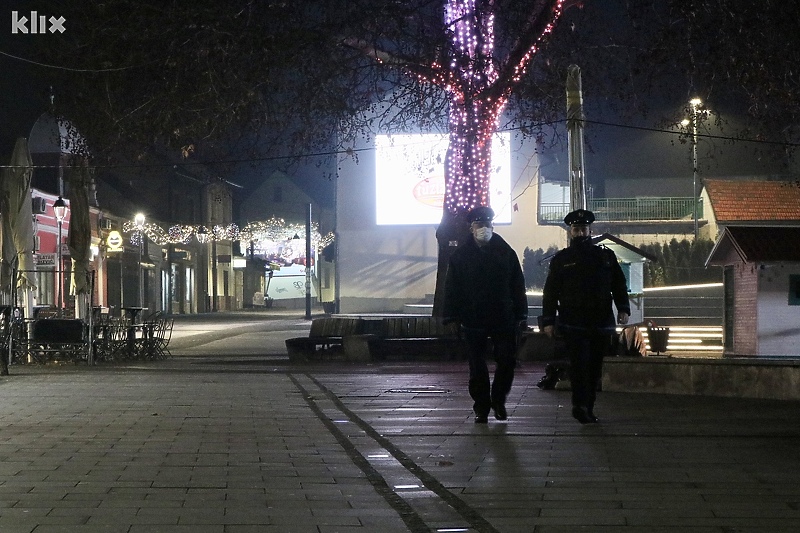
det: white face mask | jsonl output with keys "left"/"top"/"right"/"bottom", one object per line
{"left": 474, "top": 227, "right": 493, "bottom": 244}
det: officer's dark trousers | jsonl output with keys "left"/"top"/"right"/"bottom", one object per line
{"left": 463, "top": 327, "right": 517, "bottom": 415}
{"left": 564, "top": 333, "right": 612, "bottom": 411}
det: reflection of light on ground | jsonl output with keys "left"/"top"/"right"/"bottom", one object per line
{"left": 386, "top": 388, "right": 448, "bottom": 394}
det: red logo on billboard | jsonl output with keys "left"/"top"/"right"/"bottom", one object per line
{"left": 412, "top": 176, "right": 445, "bottom": 208}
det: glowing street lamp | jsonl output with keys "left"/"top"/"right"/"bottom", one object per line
{"left": 134, "top": 213, "right": 145, "bottom": 307}
{"left": 53, "top": 196, "right": 67, "bottom": 314}
{"left": 195, "top": 226, "right": 209, "bottom": 244}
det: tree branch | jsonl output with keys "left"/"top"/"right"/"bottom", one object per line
{"left": 341, "top": 37, "right": 450, "bottom": 89}
{"left": 493, "top": 0, "right": 571, "bottom": 97}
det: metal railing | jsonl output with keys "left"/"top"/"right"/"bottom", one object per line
{"left": 540, "top": 197, "right": 703, "bottom": 223}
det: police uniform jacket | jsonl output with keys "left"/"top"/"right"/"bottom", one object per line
{"left": 541, "top": 240, "right": 630, "bottom": 334}
{"left": 443, "top": 233, "right": 528, "bottom": 330}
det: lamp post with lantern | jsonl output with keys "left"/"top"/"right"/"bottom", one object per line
{"left": 134, "top": 213, "right": 145, "bottom": 307}
{"left": 53, "top": 196, "right": 67, "bottom": 315}
{"left": 195, "top": 226, "right": 210, "bottom": 312}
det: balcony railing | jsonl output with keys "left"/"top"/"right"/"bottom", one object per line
{"left": 540, "top": 197, "right": 703, "bottom": 224}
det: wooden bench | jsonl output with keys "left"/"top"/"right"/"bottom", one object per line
{"left": 285, "top": 317, "right": 365, "bottom": 362}
{"left": 343, "top": 316, "right": 468, "bottom": 362}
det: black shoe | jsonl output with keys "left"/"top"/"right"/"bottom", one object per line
{"left": 474, "top": 413, "right": 489, "bottom": 424}
{"left": 586, "top": 409, "right": 599, "bottom": 423}
{"left": 492, "top": 402, "right": 508, "bottom": 421}
{"left": 572, "top": 406, "right": 593, "bottom": 424}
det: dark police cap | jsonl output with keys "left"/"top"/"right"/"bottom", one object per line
{"left": 467, "top": 206, "right": 495, "bottom": 223}
{"left": 563, "top": 209, "right": 595, "bottom": 226}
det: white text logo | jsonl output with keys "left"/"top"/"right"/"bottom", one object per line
{"left": 11, "top": 11, "right": 66, "bottom": 34}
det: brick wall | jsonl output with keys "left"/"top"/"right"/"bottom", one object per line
{"left": 733, "top": 263, "right": 758, "bottom": 355}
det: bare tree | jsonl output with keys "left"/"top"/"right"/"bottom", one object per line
{"left": 26, "top": 0, "right": 800, "bottom": 167}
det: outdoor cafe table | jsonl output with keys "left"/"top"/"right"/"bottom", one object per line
{"left": 121, "top": 307, "right": 145, "bottom": 323}
{"left": 120, "top": 307, "right": 146, "bottom": 357}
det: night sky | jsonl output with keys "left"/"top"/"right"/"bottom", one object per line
{"left": 1, "top": 1, "right": 794, "bottom": 206}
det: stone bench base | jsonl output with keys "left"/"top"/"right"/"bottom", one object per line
{"left": 516, "top": 332, "right": 567, "bottom": 361}
{"left": 342, "top": 335, "right": 468, "bottom": 362}
{"left": 603, "top": 356, "right": 800, "bottom": 400}
{"left": 285, "top": 337, "right": 345, "bottom": 362}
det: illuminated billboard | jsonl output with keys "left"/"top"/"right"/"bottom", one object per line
{"left": 375, "top": 132, "right": 512, "bottom": 225}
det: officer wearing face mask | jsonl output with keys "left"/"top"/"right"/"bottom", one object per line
{"left": 443, "top": 206, "right": 528, "bottom": 424}
{"left": 541, "top": 209, "right": 630, "bottom": 424}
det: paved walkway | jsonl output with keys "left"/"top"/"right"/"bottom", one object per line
{"left": 2, "top": 312, "right": 800, "bottom": 532}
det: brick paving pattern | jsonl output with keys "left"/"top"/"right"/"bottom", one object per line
{"left": 1, "top": 313, "right": 799, "bottom": 532}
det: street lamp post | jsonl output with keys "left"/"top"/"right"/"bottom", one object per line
{"left": 53, "top": 196, "right": 67, "bottom": 315}
{"left": 305, "top": 203, "right": 312, "bottom": 320}
{"left": 195, "top": 226, "right": 210, "bottom": 312}
{"left": 689, "top": 97, "right": 702, "bottom": 239}
{"left": 135, "top": 213, "right": 145, "bottom": 307}
{"left": 211, "top": 232, "right": 218, "bottom": 312}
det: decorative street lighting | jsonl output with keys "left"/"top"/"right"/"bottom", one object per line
{"left": 134, "top": 213, "right": 145, "bottom": 307}
{"left": 53, "top": 196, "right": 67, "bottom": 315}
{"left": 195, "top": 226, "right": 209, "bottom": 244}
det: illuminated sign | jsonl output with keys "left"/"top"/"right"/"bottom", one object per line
{"left": 106, "top": 230, "right": 123, "bottom": 252}
{"left": 375, "top": 132, "right": 512, "bottom": 225}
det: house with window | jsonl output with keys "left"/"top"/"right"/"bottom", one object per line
{"left": 704, "top": 179, "right": 800, "bottom": 356}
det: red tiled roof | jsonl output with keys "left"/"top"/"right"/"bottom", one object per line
{"left": 705, "top": 179, "right": 800, "bottom": 222}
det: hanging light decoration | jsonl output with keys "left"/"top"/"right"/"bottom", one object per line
{"left": 122, "top": 217, "right": 334, "bottom": 249}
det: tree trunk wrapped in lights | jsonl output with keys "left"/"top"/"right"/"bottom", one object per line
{"left": 430, "top": 0, "right": 568, "bottom": 314}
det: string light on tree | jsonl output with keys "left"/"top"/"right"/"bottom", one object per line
{"left": 407, "top": 0, "right": 569, "bottom": 216}
{"left": 349, "top": 0, "right": 570, "bottom": 314}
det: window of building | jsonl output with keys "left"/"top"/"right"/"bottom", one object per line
{"left": 789, "top": 274, "right": 800, "bottom": 306}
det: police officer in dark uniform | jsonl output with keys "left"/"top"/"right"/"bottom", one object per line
{"left": 541, "top": 209, "right": 630, "bottom": 424}
{"left": 443, "top": 206, "right": 528, "bottom": 423}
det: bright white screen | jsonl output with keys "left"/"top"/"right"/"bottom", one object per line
{"left": 375, "top": 132, "right": 512, "bottom": 225}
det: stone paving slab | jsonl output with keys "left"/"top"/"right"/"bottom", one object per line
{"left": 3, "top": 343, "right": 800, "bottom": 531}
{"left": 0, "top": 312, "right": 800, "bottom": 533}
